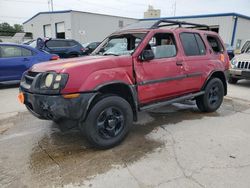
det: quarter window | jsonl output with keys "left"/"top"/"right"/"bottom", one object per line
{"left": 207, "top": 36, "right": 224, "bottom": 53}
{"left": 180, "top": 33, "right": 206, "bottom": 56}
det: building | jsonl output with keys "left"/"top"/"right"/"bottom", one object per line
{"left": 141, "top": 13, "right": 250, "bottom": 49}
{"left": 23, "top": 10, "right": 138, "bottom": 43}
{"left": 144, "top": 5, "right": 161, "bottom": 19}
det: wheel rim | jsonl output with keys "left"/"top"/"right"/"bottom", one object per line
{"left": 208, "top": 84, "right": 221, "bottom": 106}
{"left": 96, "top": 107, "right": 124, "bottom": 139}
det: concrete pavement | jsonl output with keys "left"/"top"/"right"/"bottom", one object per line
{"left": 0, "top": 81, "right": 250, "bottom": 188}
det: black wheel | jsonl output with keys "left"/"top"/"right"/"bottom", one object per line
{"left": 80, "top": 95, "right": 133, "bottom": 149}
{"left": 228, "top": 76, "right": 238, "bottom": 84}
{"left": 196, "top": 78, "right": 224, "bottom": 112}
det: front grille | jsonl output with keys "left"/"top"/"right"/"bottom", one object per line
{"left": 237, "top": 61, "right": 250, "bottom": 70}
{"left": 22, "top": 71, "right": 40, "bottom": 90}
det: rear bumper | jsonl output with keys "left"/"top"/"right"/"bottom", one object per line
{"left": 22, "top": 91, "right": 97, "bottom": 121}
{"left": 229, "top": 69, "right": 250, "bottom": 79}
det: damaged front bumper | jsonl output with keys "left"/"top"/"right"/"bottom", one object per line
{"left": 21, "top": 91, "right": 97, "bottom": 121}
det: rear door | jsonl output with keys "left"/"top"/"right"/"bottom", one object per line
{"left": 178, "top": 32, "right": 208, "bottom": 92}
{"left": 134, "top": 32, "right": 186, "bottom": 104}
{"left": 0, "top": 45, "right": 33, "bottom": 81}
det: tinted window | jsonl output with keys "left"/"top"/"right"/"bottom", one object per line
{"left": 195, "top": 34, "right": 206, "bottom": 55}
{"left": 68, "top": 41, "right": 77, "bottom": 47}
{"left": 0, "top": 46, "right": 32, "bottom": 58}
{"left": 207, "top": 36, "right": 224, "bottom": 53}
{"left": 46, "top": 40, "right": 69, "bottom": 48}
{"left": 146, "top": 33, "right": 177, "bottom": 59}
{"left": 180, "top": 33, "right": 200, "bottom": 56}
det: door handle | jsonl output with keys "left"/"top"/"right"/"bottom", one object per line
{"left": 176, "top": 61, "right": 183, "bottom": 66}
{"left": 23, "top": 58, "right": 29, "bottom": 61}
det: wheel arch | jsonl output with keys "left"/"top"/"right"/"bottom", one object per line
{"left": 202, "top": 71, "right": 227, "bottom": 95}
{"left": 86, "top": 81, "right": 138, "bottom": 121}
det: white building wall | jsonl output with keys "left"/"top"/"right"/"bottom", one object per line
{"left": 234, "top": 17, "right": 250, "bottom": 49}
{"left": 70, "top": 11, "right": 137, "bottom": 43}
{"left": 23, "top": 12, "right": 72, "bottom": 39}
{"left": 169, "top": 16, "right": 235, "bottom": 45}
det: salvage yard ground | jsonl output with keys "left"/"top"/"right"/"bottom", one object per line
{"left": 1, "top": 81, "right": 250, "bottom": 188}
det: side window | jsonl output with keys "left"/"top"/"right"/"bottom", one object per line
{"left": 46, "top": 40, "right": 69, "bottom": 48}
{"left": 195, "top": 34, "right": 206, "bottom": 55}
{"left": 0, "top": 46, "right": 22, "bottom": 58}
{"left": 180, "top": 33, "right": 202, "bottom": 56}
{"left": 145, "top": 33, "right": 177, "bottom": 59}
{"left": 207, "top": 35, "right": 224, "bottom": 53}
{"left": 21, "top": 48, "right": 33, "bottom": 56}
{"left": 68, "top": 41, "right": 77, "bottom": 47}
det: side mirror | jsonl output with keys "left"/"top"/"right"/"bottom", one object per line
{"left": 141, "top": 50, "right": 155, "bottom": 61}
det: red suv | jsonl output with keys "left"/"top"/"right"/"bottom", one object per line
{"left": 19, "top": 20, "right": 229, "bottom": 149}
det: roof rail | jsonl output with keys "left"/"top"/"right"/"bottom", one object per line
{"left": 151, "top": 19, "right": 210, "bottom": 30}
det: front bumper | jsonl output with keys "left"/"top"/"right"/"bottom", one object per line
{"left": 229, "top": 69, "right": 250, "bottom": 79}
{"left": 22, "top": 91, "right": 97, "bottom": 121}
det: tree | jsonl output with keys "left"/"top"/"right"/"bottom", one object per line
{"left": 0, "top": 22, "right": 24, "bottom": 36}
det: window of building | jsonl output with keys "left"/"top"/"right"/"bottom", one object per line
{"left": 180, "top": 33, "right": 206, "bottom": 56}
{"left": 145, "top": 33, "right": 177, "bottom": 59}
{"left": 55, "top": 22, "right": 65, "bottom": 39}
{"left": 43, "top": 24, "right": 52, "bottom": 38}
{"left": 207, "top": 35, "right": 224, "bottom": 53}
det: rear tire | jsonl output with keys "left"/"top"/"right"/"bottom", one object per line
{"left": 196, "top": 78, "right": 224, "bottom": 112}
{"left": 228, "top": 76, "right": 238, "bottom": 84}
{"left": 80, "top": 95, "right": 133, "bottom": 149}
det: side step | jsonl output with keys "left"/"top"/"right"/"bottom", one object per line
{"left": 139, "top": 91, "right": 205, "bottom": 111}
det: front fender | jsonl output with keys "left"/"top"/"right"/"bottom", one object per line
{"left": 79, "top": 67, "right": 134, "bottom": 91}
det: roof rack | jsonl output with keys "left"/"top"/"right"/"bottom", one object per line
{"left": 151, "top": 19, "right": 210, "bottom": 30}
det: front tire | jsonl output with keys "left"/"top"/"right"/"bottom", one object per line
{"left": 196, "top": 78, "right": 224, "bottom": 112}
{"left": 80, "top": 95, "right": 133, "bottom": 149}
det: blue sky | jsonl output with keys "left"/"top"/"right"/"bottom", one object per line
{"left": 0, "top": 0, "right": 249, "bottom": 25}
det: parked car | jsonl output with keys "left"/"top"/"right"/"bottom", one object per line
{"left": 30, "top": 38, "right": 85, "bottom": 58}
{"left": 82, "top": 42, "right": 101, "bottom": 55}
{"left": 228, "top": 41, "right": 250, "bottom": 84}
{"left": 19, "top": 20, "right": 229, "bottom": 149}
{"left": 225, "top": 43, "right": 235, "bottom": 60}
{"left": 0, "top": 43, "right": 59, "bottom": 82}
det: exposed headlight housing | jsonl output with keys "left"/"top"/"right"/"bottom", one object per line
{"left": 230, "top": 58, "right": 237, "bottom": 68}
{"left": 40, "top": 72, "right": 68, "bottom": 91}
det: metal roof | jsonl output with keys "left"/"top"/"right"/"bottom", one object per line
{"left": 141, "top": 13, "right": 250, "bottom": 21}
{"left": 23, "top": 10, "right": 137, "bottom": 24}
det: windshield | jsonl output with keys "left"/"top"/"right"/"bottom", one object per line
{"left": 29, "top": 40, "right": 37, "bottom": 48}
{"left": 93, "top": 32, "right": 147, "bottom": 56}
{"left": 241, "top": 41, "right": 250, "bottom": 53}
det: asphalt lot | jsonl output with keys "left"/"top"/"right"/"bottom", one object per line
{"left": 0, "top": 80, "right": 250, "bottom": 188}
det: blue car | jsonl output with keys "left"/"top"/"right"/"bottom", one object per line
{"left": 0, "top": 43, "right": 59, "bottom": 82}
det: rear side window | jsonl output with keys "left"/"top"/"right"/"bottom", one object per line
{"left": 46, "top": 40, "right": 69, "bottom": 48}
{"left": 180, "top": 33, "right": 206, "bottom": 56}
{"left": 207, "top": 36, "right": 224, "bottom": 53}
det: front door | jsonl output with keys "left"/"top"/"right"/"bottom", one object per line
{"left": 0, "top": 45, "right": 32, "bottom": 81}
{"left": 134, "top": 32, "right": 186, "bottom": 105}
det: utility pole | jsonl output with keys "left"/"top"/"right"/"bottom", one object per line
{"left": 173, "top": 0, "right": 176, "bottom": 16}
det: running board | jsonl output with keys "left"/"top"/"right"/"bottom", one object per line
{"left": 139, "top": 91, "right": 205, "bottom": 111}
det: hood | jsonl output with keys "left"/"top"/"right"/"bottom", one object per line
{"left": 234, "top": 53, "right": 250, "bottom": 62}
{"left": 30, "top": 55, "right": 131, "bottom": 73}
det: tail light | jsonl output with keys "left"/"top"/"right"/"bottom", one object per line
{"left": 80, "top": 48, "right": 86, "bottom": 52}
{"left": 50, "top": 55, "right": 59, "bottom": 60}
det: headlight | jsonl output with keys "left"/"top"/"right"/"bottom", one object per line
{"left": 40, "top": 72, "right": 68, "bottom": 91}
{"left": 45, "top": 74, "right": 54, "bottom": 88}
{"left": 231, "top": 58, "right": 236, "bottom": 65}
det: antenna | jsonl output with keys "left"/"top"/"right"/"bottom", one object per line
{"left": 51, "top": 0, "right": 54, "bottom": 12}
{"left": 173, "top": 0, "right": 176, "bottom": 16}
